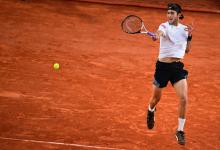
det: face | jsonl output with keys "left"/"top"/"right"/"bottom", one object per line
{"left": 167, "top": 10, "right": 179, "bottom": 25}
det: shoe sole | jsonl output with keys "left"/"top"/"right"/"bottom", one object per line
{"left": 147, "top": 125, "right": 154, "bottom": 129}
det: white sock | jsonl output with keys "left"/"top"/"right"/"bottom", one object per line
{"left": 177, "top": 118, "right": 186, "bottom": 131}
{"left": 148, "top": 104, "right": 155, "bottom": 112}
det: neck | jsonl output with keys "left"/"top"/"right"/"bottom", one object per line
{"left": 169, "top": 20, "right": 179, "bottom": 26}
{"left": 173, "top": 22, "right": 178, "bottom": 26}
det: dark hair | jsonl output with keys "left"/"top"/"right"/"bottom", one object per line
{"left": 168, "top": 3, "right": 184, "bottom": 20}
{"left": 179, "top": 14, "right": 184, "bottom": 20}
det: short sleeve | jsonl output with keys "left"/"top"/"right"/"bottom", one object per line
{"left": 158, "top": 24, "right": 167, "bottom": 36}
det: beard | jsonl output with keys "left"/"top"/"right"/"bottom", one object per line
{"left": 168, "top": 18, "right": 178, "bottom": 25}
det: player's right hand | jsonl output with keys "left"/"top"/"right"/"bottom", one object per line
{"left": 152, "top": 34, "right": 159, "bottom": 41}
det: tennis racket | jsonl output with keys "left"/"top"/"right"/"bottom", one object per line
{"left": 121, "top": 15, "right": 155, "bottom": 37}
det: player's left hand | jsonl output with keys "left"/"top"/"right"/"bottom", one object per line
{"left": 185, "top": 23, "right": 194, "bottom": 36}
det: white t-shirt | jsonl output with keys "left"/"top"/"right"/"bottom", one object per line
{"left": 158, "top": 22, "right": 188, "bottom": 59}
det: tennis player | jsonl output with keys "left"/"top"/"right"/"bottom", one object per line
{"left": 146, "top": 3, "right": 193, "bottom": 145}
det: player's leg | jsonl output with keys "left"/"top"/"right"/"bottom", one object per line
{"left": 147, "top": 85, "right": 162, "bottom": 129}
{"left": 149, "top": 61, "right": 170, "bottom": 109}
{"left": 147, "top": 61, "right": 170, "bottom": 129}
{"left": 149, "top": 84, "right": 162, "bottom": 110}
{"left": 173, "top": 78, "right": 188, "bottom": 145}
{"left": 174, "top": 79, "right": 188, "bottom": 119}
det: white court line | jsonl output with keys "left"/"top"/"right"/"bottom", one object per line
{"left": 0, "top": 136, "right": 126, "bottom": 150}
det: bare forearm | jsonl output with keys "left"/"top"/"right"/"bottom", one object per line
{"left": 185, "top": 34, "right": 192, "bottom": 53}
{"left": 156, "top": 30, "right": 164, "bottom": 37}
{"left": 185, "top": 41, "right": 191, "bottom": 53}
{"left": 152, "top": 30, "right": 164, "bottom": 41}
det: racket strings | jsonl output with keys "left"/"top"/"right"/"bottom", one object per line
{"left": 122, "top": 16, "right": 143, "bottom": 34}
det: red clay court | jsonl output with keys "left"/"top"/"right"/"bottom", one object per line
{"left": 0, "top": 0, "right": 220, "bottom": 149}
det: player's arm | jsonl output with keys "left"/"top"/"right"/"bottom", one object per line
{"left": 152, "top": 30, "right": 165, "bottom": 41}
{"left": 185, "top": 24, "right": 194, "bottom": 53}
{"left": 185, "top": 37, "right": 191, "bottom": 53}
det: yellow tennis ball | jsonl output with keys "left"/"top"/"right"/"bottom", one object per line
{"left": 53, "top": 63, "right": 60, "bottom": 70}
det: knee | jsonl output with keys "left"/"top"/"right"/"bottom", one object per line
{"left": 180, "top": 95, "right": 188, "bottom": 104}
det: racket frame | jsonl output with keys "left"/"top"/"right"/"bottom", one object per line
{"left": 121, "top": 15, "right": 155, "bottom": 37}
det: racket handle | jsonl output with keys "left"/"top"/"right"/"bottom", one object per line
{"left": 147, "top": 32, "right": 155, "bottom": 36}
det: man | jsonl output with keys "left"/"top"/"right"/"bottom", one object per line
{"left": 146, "top": 3, "right": 193, "bottom": 145}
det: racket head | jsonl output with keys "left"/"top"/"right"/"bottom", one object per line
{"left": 121, "top": 15, "right": 144, "bottom": 34}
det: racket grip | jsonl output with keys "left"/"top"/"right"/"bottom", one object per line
{"left": 147, "top": 32, "right": 155, "bottom": 36}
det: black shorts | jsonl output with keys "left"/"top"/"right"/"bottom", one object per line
{"left": 153, "top": 60, "right": 188, "bottom": 88}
